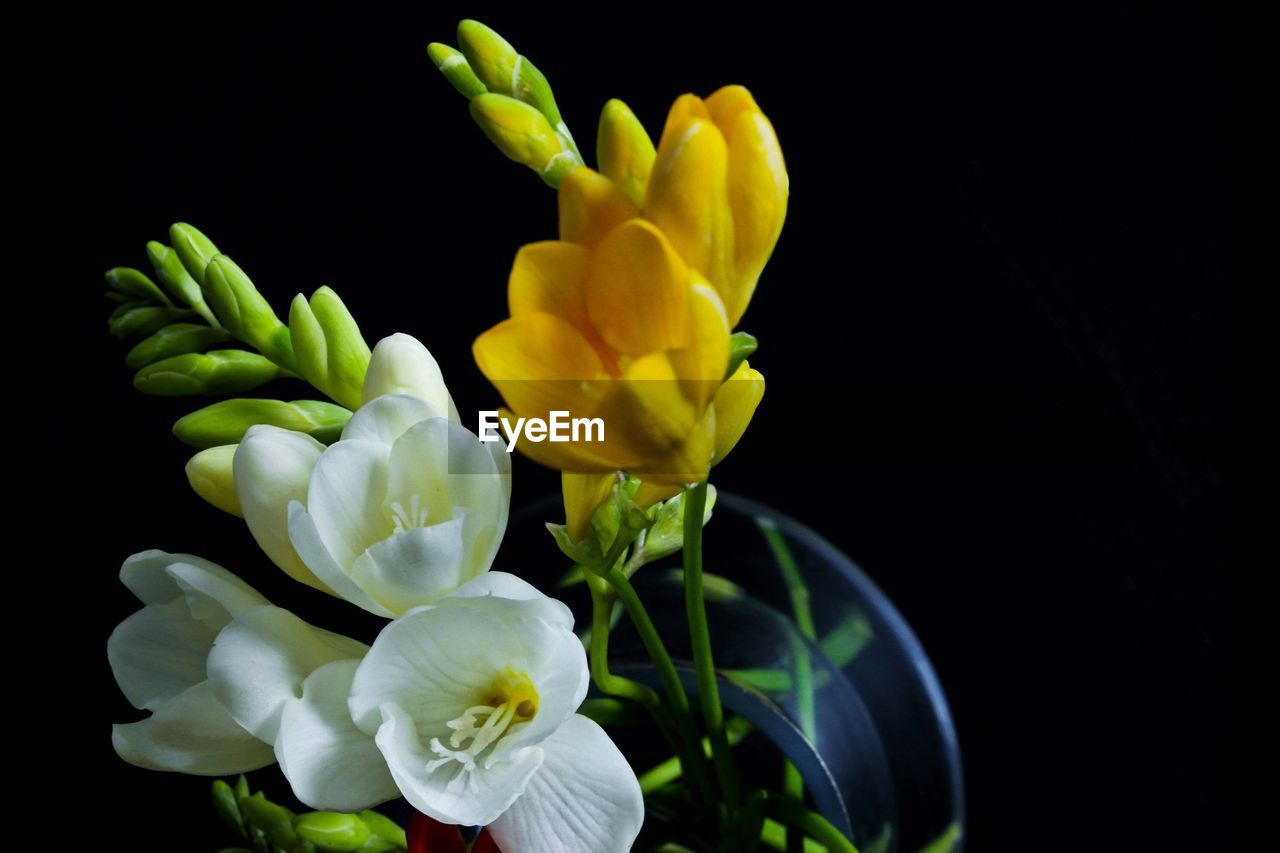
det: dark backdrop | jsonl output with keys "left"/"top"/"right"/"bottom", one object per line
{"left": 20, "top": 3, "right": 1220, "bottom": 851}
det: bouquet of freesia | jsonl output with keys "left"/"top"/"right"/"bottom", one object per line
{"left": 101, "top": 19, "right": 960, "bottom": 853}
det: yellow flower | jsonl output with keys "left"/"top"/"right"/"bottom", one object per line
{"left": 474, "top": 218, "right": 730, "bottom": 494}
{"left": 564, "top": 86, "right": 788, "bottom": 327}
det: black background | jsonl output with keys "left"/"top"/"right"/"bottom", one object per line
{"left": 20, "top": 3, "right": 1220, "bottom": 851}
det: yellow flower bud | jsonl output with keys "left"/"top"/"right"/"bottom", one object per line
{"left": 185, "top": 445, "right": 243, "bottom": 517}
{"left": 469, "top": 94, "right": 575, "bottom": 187}
{"left": 646, "top": 86, "right": 787, "bottom": 326}
{"left": 597, "top": 99, "right": 655, "bottom": 208}
{"left": 712, "top": 359, "right": 765, "bottom": 462}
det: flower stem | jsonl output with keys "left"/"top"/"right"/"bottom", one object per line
{"left": 682, "top": 479, "right": 740, "bottom": 809}
{"left": 602, "top": 566, "right": 717, "bottom": 807}
{"left": 587, "top": 580, "right": 679, "bottom": 748}
{"left": 760, "top": 792, "right": 859, "bottom": 853}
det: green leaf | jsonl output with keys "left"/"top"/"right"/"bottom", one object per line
{"left": 726, "top": 331, "right": 758, "bottom": 380}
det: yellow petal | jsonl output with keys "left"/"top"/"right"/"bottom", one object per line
{"left": 645, "top": 118, "right": 731, "bottom": 293}
{"left": 688, "top": 279, "right": 731, "bottom": 385}
{"left": 633, "top": 479, "right": 680, "bottom": 508}
{"left": 722, "top": 108, "right": 788, "bottom": 325}
{"left": 712, "top": 360, "right": 765, "bottom": 463}
{"left": 704, "top": 85, "right": 760, "bottom": 140}
{"left": 506, "top": 406, "right": 622, "bottom": 472}
{"left": 586, "top": 220, "right": 692, "bottom": 358}
{"left": 563, "top": 471, "right": 618, "bottom": 541}
{"left": 558, "top": 167, "right": 640, "bottom": 248}
{"left": 656, "top": 94, "right": 711, "bottom": 153}
{"left": 473, "top": 312, "right": 609, "bottom": 420}
{"left": 636, "top": 404, "right": 716, "bottom": 485}
{"left": 592, "top": 352, "right": 698, "bottom": 465}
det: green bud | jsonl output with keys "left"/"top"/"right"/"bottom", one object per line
{"left": 289, "top": 287, "right": 372, "bottom": 410}
{"left": 211, "top": 780, "right": 247, "bottom": 837}
{"left": 133, "top": 350, "right": 285, "bottom": 396}
{"left": 512, "top": 56, "right": 563, "bottom": 126}
{"left": 597, "top": 99, "right": 656, "bottom": 208}
{"left": 427, "top": 42, "right": 487, "bottom": 98}
{"left": 204, "top": 255, "right": 296, "bottom": 368}
{"left": 358, "top": 811, "right": 407, "bottom": 850}
{"left": 125, "top": 323, "right": 231, "bottom": 368}
{"left": 169, "top": 222, "right": 220, "bottom": 285}
{"left": 173, "top": 398, "right": 352, "bottom": 449}
{"left": 105, "top": 266, "right": 172, "bottom": 305}
{"left": 233, "top": 774, "right": 251, "bottom": 803}
{"left": 469, "top": 94, "right": 577, "bottom": 187}
{"left": 240, "top": 793, "right": 297, "bottom": 848}
{"left": 725, "top": 331, "right": 758, "bottom": 380}
{"left": 547, "top": 521, "right": 605, "bottom": 568}
{"left": 105, "top": 291, "right": 133, "bottom": 304}
{"left": 638, "top": 485, "right": 717, "bottom": 565}
{"left": 109, "top": 304, "right": 190, "bottom": 340}
{"left": 456, "top": 19, "right": 519, "bottom": 96}
{"left": 293, "top": 813, "right": 371, "bottom": 851}
{"left": 187, "top": 445, "right": 243, "bottom": 517}
{"left": 147, "top": 240, "right": 220, "bottom": 326}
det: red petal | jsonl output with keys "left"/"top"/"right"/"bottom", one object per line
{"left": 407, "top": 812, "right": 468, "bottom": 853}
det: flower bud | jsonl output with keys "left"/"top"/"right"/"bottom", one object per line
{"left": 203, "top": 255, "right": 296, "bottom": 368}
{"left": 712, "top": 359, "right": 764, "bottom": 462}
{"left": 186, "top": 445, "right": 243, "bottom": 517}
{"left": 358, "top": 811, "right": 408, "bottom": 849}
{"left": 211, "top": 779, "right": 246, "bottom": 836}
{"left": 173, "top": 398, "right": 351, "bottom": 449}
{"left": 125, "top": 323, "right": 230, "bottom": 368}
{"left": 427, "top": 42, "right": 487, "bottom": 98}
{"left": 108, "top": 304, "right": 189, "bottom": 340}
{"left": 147, "top": 240, "right": 220, "bottom": 326}
{"left": 597, "top": 99, "right": 655, "bottom": 207}
{"left": 292, "top": 812, "right": 371, "bottom": 851}
{"left": 469, "top": 94, "right": 576, "bottom": 187}
{"left": 168, "top": 222, "right": 220, "bottom": 286}
{"left": 105, "top": 267, "right": 171, "bottom": 304}
{"left": 725, "top": 331, "right": 758, "bottom": 379}
{"left": 132, "top": 350, "right": 285, "bottom": 396}
{"left": 239, "top": 793, "right": 298, "bottom": 848}
{"left": 456, "top": 19, "right": 519, "bottom": 95}
{"left": 289, "top": 287, "right": 371, "bottom": 410}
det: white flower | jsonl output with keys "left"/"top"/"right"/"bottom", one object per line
{"left": 108, "top": 550, "right": 364, "bottom": 776}
{"left": 234, "top": 333, "right": 511, "bottom": 617}
{"left": 335, "top": 572, "right": 645, "bottom": 853}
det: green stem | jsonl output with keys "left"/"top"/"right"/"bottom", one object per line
{"left": 587, "top": 581, "right": 679, "bottom": 748}
{"left": 761, "top": 792, "right": 859, "bottom": 853}
{"left": 602, "top": 566, "right": 716, "bottom": 807}
{"left": 637, "top": 716, "right": 753, "bottom": 795}
{"left": 682, "top": 480, "right": 739, "bottom": 809}
{"left": 761, "top": 516, "right": 818, "bottom": 853}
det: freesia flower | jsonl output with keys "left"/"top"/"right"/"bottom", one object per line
{"left": 474, "top": 219, "right": 729, "bottom": 488}
{"left": 567, "top": 86, "right": 788, "bottom": 326}
{"left": 343, "top": 571, "right": 644, "bottom": 853}
{"left": 235, "top": 333, "right": 511, "bottom": 616}
{"left": 109, "top": 550, "right": 365, "bottom": 775}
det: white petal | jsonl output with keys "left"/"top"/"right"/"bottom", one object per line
{"left": 275, "top": 659, "right": 399, "bottom": 811}
{"left": 207, "top": 605, "right": 368, "bottom": 744}
{"left": 375, "top": 702, "right": 544, "bottom": 826}
{"left": 349, "top": 605, "right": 518, "bottom": 735}
{"left": 108, "top": 599, "right": 218, "bottom": 711}
{"left": 348, "top": 518, "right": 468, "bottom": 615}
{"left": 119, "top": 550, "right": 242, "bottom": 606}
{"left": 166, "top": 559, "right": 270, "bottom": 627}
{"left": 112, "top": 681, "right": 275, "bottom": 775}
{"left": 443, "top": 571, "right": 575, "bottom": 631}
{"left": 304, "top": 439, "right": 392, "bottom": 570}
{"left": 342, "top": 394, "right": 445, "bottom": 446}
{"left": 362, "top": 333, "right": 458, "bottom": 422}
{"left": 482, "top": 616, "right": 589, "bottom": 765}
{"left": 488, "top": 715, "right": 644, "bottom": 853}
{"left": 234, "top": 426, "right": 329, "bottom": 590}
{"left": 288, "top": 503, "right": 395, "bottom": 617}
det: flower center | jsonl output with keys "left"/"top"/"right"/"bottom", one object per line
{"left": 389, "top": 494, "right": 431, "bottom": 533}
{"left": 425, "top": 670, "right": 539, "bottom": 793}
